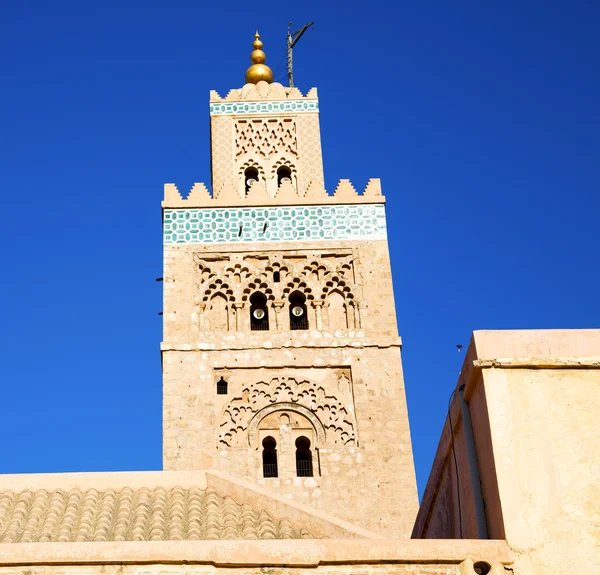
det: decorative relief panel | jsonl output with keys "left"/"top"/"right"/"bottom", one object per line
{"left": 210, "top": 117, "right": 235, "bottom": 193}
{"left": 210, "top": 100, "right": 319, "bottom": 116}
{"left": 235, "top": 118, "right": 297, "bottom": 158}
{"left": 193, "top": 249, "right": 362, "bottom": 332}
{"left": 219, "top": 376, "right": 356, "bottom": 447}
{"left": 163, "top": 204, "right": 387, "bottom": 244}
{"left": 297, "top": 114, "right": 325, "bottom": 190}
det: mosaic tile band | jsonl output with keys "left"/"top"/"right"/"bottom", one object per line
{"left": 163, "top": 205, "right": 387, "bottom": 244}
{"left": 210, "top": 100, "right": 319, "bottom": 116}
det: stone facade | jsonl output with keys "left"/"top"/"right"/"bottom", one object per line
{"left": 161, "top": 81, "right": 418, "bottom": 538}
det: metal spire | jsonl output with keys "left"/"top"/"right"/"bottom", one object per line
{"left": 287, "top": 21, "right": 314, "bottom": 87}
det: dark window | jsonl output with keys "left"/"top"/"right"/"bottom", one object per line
{"left": 250, "top": 292, "right": 269, "bottom": 331}
{"left": 289, "top": 291, "right": 308, "bottom": 330}
{"left": 244, "top": 167, "right": 259, "bottom": 194}
{"left": 295, "top": 436, "right": 313, "bottom": 477}
{"left": 216, "top": 377, "right": 228, "bottom": 395}
{"left": 273, "top": 271, "right": 280, "bottom": 283}
{"left": 277, "top": 166, "right": 292, "bottom": 187}
{"left": 262, "top": 436, "right": 278, "bottom": 478}
{"left": 473, "top": 563, "right": 492, "bottom": 575}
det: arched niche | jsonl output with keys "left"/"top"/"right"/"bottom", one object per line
{"left": 207, "top": 293, "right": 229, "bottom": 331}
{"left": 247, "top": 402, "right": 326, "bottom": 447}
{"left": 326, "top": 290, "right": 347, "bottom": 330}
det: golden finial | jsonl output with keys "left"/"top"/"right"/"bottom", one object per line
{"left": 245, "top": 31, "right": 273, "bottom": 84}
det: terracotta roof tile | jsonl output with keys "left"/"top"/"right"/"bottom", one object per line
{"left": 0, "top": 486, "right": 314, "bottom": 542}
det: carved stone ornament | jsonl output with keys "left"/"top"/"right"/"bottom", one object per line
{"left": 195, "top": 251, "right": 361, "bottom": 332}
{"left": 218, "top": 377, "right": 356, "bottom": 448}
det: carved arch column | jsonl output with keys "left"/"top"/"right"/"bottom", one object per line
{"left": 354, "top": 300, "right": 364, "bottom": 329}
{"left": 232, "top": 302, "right": 247, "bottom": 331}
{"left": 311, "top": 300, "right": 324, "bottom": 330}
{"left": 272, "top": 301, "right": 286, "bottom": 330}
{"left": 198, "top": 303, "right": 207, "bottom": 331}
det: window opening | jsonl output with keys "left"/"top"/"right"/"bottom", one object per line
{"left": 244, "top": 167, "right": 259, "bottom": 194}
{"left": 262, "top": 436, "right": 278, "bottom": 478}
{"left": 273, "top": 271, "right": 280, "bottom": 283}
{"left": 295, "top": 436, "right": 313, "bottom": 477}
{"left": 216, "top": 377, "right": 228, "bottom": 395}
{"left": 250, "top": 292, "right": 269, "bottom": 331}
{"left": 289, "top": 291, "right": 308, "bottom": 330}
{"left": 473, "top": 563, "right": 491, "bottom": 575}
{"left": 277, "top": 166, "right": 292, "bottom": 187}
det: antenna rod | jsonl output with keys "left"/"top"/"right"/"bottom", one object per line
{"left": 287, "top": 21, "right": 314, "bottom": 88}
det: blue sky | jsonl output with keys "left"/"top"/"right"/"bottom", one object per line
{"left": 1, "top": 1, "right": 598, "bottom": 498}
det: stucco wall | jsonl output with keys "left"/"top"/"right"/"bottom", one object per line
{"left": 413, "top": 330, "right": 600, "bottom": 575}
{"left": 485, "top": 366, "right": 600, "bottom": 574}
{"left": 411, "top": 369, "right": 503, "bottom": 540}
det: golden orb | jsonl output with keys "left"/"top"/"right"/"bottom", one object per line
{"left": 245, "top": 31, "right": 273, "bottom": 84}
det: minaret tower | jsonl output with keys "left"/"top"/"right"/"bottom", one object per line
{"left": 161, "top": 33, "right": 418, "bottom": 537}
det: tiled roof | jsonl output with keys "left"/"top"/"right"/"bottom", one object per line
{"left": 0, "top": 486, "right": 313, "bottom": 542}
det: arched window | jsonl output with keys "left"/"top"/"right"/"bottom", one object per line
{"left": 250, "top": 292, "right": 269, "bottom": 331}
{"left": 289, "top": 291, "right": 308, "bottom": 330}
{"left": 295, "top": 436, "right": 313, "bottom": 477}
{"left": 216, "top": 376, "right": 228, "bottom": 395}
{"left": 244, "top": 167, "right": 259, "bottom": 194}
{"left": 276, "top": 166, "right": 292, "bottom": 187}
{"left": 262, "top": 436, "right": 278, "bottom": 478}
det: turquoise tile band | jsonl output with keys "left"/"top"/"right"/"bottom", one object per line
{"left": 163, "top": 205, "right": 387, "bottom": 244}
{"left": 210, "top": 100, "right": 319, "bottom": 116}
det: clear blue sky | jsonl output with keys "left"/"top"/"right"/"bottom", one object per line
{"left": 1, "top": 1, "right": 598, "bottom": 498}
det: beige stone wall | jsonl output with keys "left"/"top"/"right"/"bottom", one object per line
{"left": 0, "top": 539, "right": 514, "bottom": 574}
{"left": 163, "top": 345, "right": 415, "bottom": 537}
{"left": 412, "top": 368, "right": 504, "bottom": 540}
{"left": 485, "top": 366, "right": 600, "bottom": 574}
{"left": 413, "top": 330, "right": 600, "bottom": 575}
{"left": 0, "top": 563, "right": 509, "bottom": 575}
{"left": 162, "top": 238, "right": 417, "bottom": 537}
{"left": 163, "top": 240, "right": 398, "bottom": 343}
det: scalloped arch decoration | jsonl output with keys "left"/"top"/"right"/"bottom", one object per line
{"left": 247, "top": 402, "right": 326, "bottom": 447}
{"left": 218, "top": 377, "right": 355, "bottom": 448}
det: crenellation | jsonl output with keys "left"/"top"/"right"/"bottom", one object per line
{"left": 333, "top": 179, "right": 359, "bottom": 200}
{"left": 162, "top": 178, "right": 385, "bottom": 208}
{"left": 186, "top": 182, "right": 212, "bottom": 203}
{"left": 164, "top": 183, "right": 184, "bottom": 204}
{"left": 210, "top": 82, "right": 319, "bottom": 103}
{"left": 363, "top": 178, "right": 383, "bottom": 197}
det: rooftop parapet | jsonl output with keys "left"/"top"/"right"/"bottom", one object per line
{"left": 210, "top": 81, "right": 318, "bottom": 103}
{"left": 162, "top": 178, "right": 385, "bottom": 209}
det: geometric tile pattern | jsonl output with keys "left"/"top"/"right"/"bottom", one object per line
{"left": 163, "top": 204, "right": 387, "bottom": 244}
{"left": 210, "top": 100, "right": 319, "bottom": 116}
